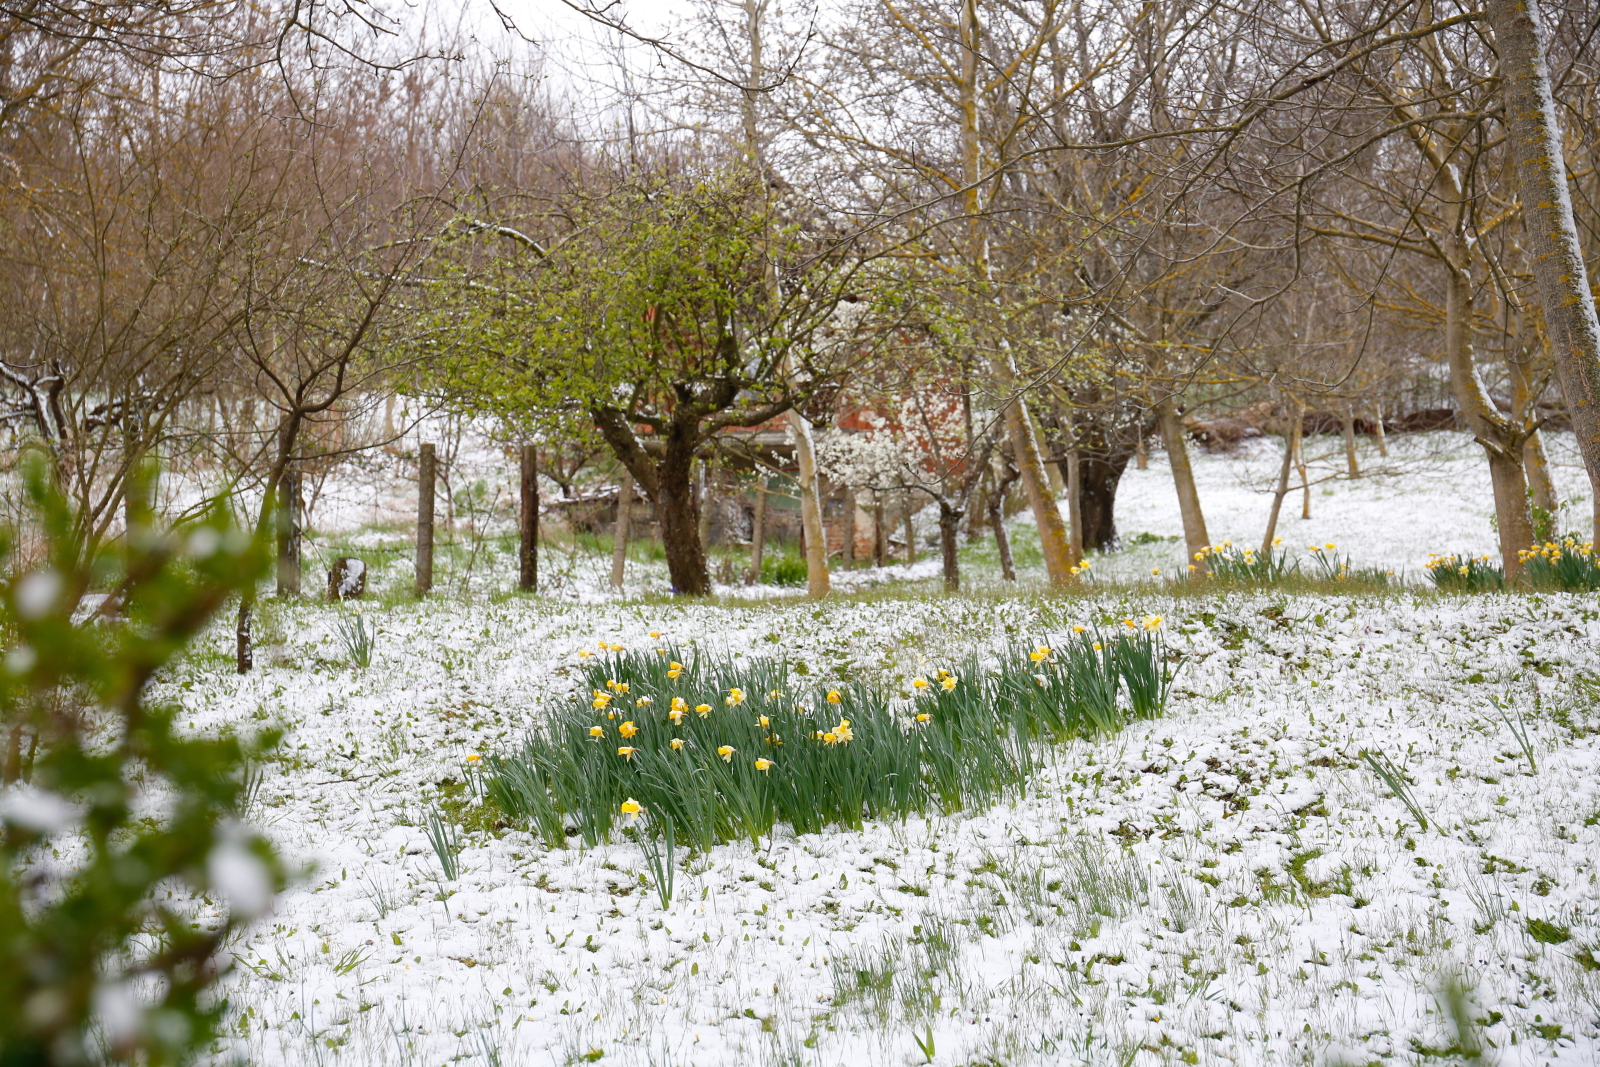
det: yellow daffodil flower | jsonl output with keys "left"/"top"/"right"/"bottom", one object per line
{"left": 726, "top": 688, "right": 746, "bottom": 706}
{"left": 821, "top": 732, "right": 837, "bottom": 744}
{"left": 670, "top": 738, "right": 685, "bottom": 750}
{"left": 620, "top": 797, "right": 642, "bottom": 817}
{"left": 758, "top": 715, "right": 770, "bottom": 729}
{"left": 1029, "top": 646, "right": 1051, "bottom": 662}
{"left": 465, "top": 753, "right": 481, "bottom": 763}
{"left": 636, "top": 697, "right": 651, "bottom": 707}
{"left": 826, "top": 690, "right": 841, "bottom": 704}
{"left": 1072, "top": 625, "right": 1086, "bottom": 633}
{"left": 912, "top": 677, "right": 930, "bottom": 690}
{"left": 619, "top": 721, "right": 639, "bottom": 739}
{"left": 695, "top": 703, "right": 712, "bottom": 718}
{"left": 717, "top": 745, "right": 736, "bottom": 762}
{"left": 833, "top": 720, "right": 853, "bottom": 743}
{"left": 941, "top": 676, "right": 957, "bottom": 690}
{"left": 915, "top": 713, "right": 930, "bottom": 723}
{"left": 589, "top": 726, "right": 605, "bottom": 738}
{"left": 617, "top": 746, "right": 637, "bottom": 760}
{"left": 1144, "top": 615, "right": 1162, "bottom": 630}
{"left": 649, "top": 631, "right": 662, "bottom": 639}
{"left": 579, "top": 649, "right": 593, "bottom": 659}
{"left": 754, "top": 758, "right": 774, "bottom": 773}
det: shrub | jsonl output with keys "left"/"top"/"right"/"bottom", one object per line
{"left": 1426, "top": 553, "right": 1504, "bottom": 592}
{"left": 0, "top": 468, "right": 284, "bottom": 1066}
{"left": 1518, "top": 536, "right": 1600, "bottom": 592}
{"left": 759, "top": 550, "right": 809, "bottom": 586}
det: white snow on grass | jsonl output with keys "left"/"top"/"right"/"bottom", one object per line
{"left": 148, "top": 429, "right": 1600, "bottom": 1065}
{"left": 171, "top": 587, "right": 1600, "bottom": 1066}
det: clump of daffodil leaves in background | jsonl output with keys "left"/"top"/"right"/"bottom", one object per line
{"left": 485, "top": 619, "right": 1174, "bottom": 903}
{"left": 0, "top": 465, "right": 288, "bottom": 1067}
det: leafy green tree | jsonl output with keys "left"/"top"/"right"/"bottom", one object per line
{"left": 421, "top": 164, "right": 902, "bottom": 596}
{"left": 1, "top": 467, "right": 284, "bottom": 1066}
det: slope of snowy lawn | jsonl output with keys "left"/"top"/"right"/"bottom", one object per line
{"left": 171, "top": 587, "right": 1600, "bottom": 1066}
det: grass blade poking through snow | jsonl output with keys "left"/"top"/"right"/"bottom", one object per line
{"left": 1492, "top": 695, "right": 1536, "bottom": 773}
{"left": 1362, "top": 750, "right": 1428, "bottom": 830}
{"left": 423, "top": 805, "right": 462, "bottom": 880}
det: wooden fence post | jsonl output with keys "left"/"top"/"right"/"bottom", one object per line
{"left": 417, "top": 442, "right": 435, "bottom": 595}
{"left": 520, "top": 444, "right": 538, "bottom": 592}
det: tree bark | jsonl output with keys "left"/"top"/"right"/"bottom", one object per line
{"left": 1487, "top": 0, "right": 1600, "bottom": 545}
{"left": 873, "top": 494, "right": 886, "bottom": 567}
{"left": 841, "top": 485, "right": 857, "bottom": 568}
{"left": 520, "top": 444, "right": 539, "bottom": 593}
{"left": 1135, "top": 434, "right": 1148, "bottom": 471}
{"left": 235, "top": 600, "right": 252, "bottom": 674}
{"left": 696, "top": 460, "right": 713, "bottom": 555}
{"left": 790, "top": 410, "right": 830, "bottom": 597}
{"left": 1372, "top": 403, "right": 1388, "bottom": 458}
{"left": 276, "top": 468, "right": 301, "bottom": 597}
{"left": 417, "top": 442, "right": 435, "bottom": 596}
{"left": 1509, "top": 355, "right": 1557, "bottom": 519}
{"left": 1262, "top": 401, "right": 1300, "bottom": 553}
{"left": 747, "top": 477, "right": 767, "bottom": 584}
{"left": 1065, "top": 444, "right": 1084, "bottom": 567}
{"left": 939, "top": 500, "right": 961, "bottom": 592}
{"left": 1444, "top": 260, "right": 1534, "bottom": 578}
{"left": 1155, "top": 394, "right": 1211, "bottom": 574}
{"left": 1342, "top": 405, "right": 1360, "bottom": 478}
{"left": 988, "top": 453, "right": 1020, "bottom": 582}
{"left": 1077, "top": 450, "right": 1131, "bottom": 551}
{"left": 611, "top": 466, "right": 633, "bottom": 591}
{"left": 903, "top": 496, "right": 917, "bottom": 564}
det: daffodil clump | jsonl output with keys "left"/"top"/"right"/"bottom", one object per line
{"left": 1307, "top": 544, "right": 1394, "bottom": 586}
{"left": 1425, "top": 552, "right": 1505, "bottom": 592}
{"left": 486, "top": 630, "right": 1173, "bottom": 852}
{"left": 1517, "top": 536, "right": 1600, "bottom": 592}
{"left": 1192, "top": 541, "right": 1296, "bottom": 583}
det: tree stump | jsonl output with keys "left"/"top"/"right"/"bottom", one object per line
{"left": 328, "top": 557, "right": 367, "bottom": 601}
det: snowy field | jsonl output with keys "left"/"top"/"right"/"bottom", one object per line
{"left": 157, "top": 431, "right": 1600, "bottom": 1067}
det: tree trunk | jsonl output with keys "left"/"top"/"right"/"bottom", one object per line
{"left": 1155, "top": 395, "right": 1211, "bottom": 574}
{"left": 939, "top": 500, "right": 961, "bottom": 592}
{"left": 1296, "top": 425, "right": 1311, "bottom": 520}
{"left": 1078, "top": 450, "right": 1131, "bottom": 551}
{"left": 519, "top": 445, "right": 539, "bottom": 593}
{"left": 1509, "top": 355, "right": 1557, "bottom": 519}
{"left": 903, "top": 497, "right": 916, "bottom": 564}
{"left": 789, "top": 410, "right": 830, "bottom": 597}
{"left": 1065, "top": 445, "right": 1084, "bottom": 567}
{"left": 611, "top": 467, "right": 633, "bottom": 591}
{"left": 842, "top": 486, "right": 857, "bottom": 568}
{"left": 873, "top": 495, "right": 886, "bottom": 567}
{"left": 988, "top": 455, "right": 1019, "bottom": 582}
{"left": 995, "top": 365, "right": 1073, "bottom": 583}
{"left": 1262, "top": 404, "right": 1299, "bottom": 553}
{"left": 1342, "top": 405, "right": 1360, "bottom": 478}
{"left": 1135, "top": 434, "right": 1148, "bottom": 470}
{"left": 416, "top": 442, "right": 435, "bottom": 596}
{"left": 1487, "top": 0, "right": 1600, "bottom": 546}
{"left": 1372, "top": 403, "right": 1388, "bottom": 457}
{"left": 235, "top": 600, "right": 252, "bottom": 674}
{"left": 746, "top": 477, "right": 767, "bottom": 584}
{"left": 696, "top": 460, "right": 713, "bottom": 556}
{"left": 1444, "top": 260, "right": 1534, "bottom": 578}
{"left": 658, "top": 433, "right": 711, "bottom": 596}
{"left": 276, "top": 468, "right": 301, "bottom": 597}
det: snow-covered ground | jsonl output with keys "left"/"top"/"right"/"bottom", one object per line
{"left": 138, "top": 430, "right": 1600, "bottom": 1066}
{"left": 171, "top": 587, "right": 1600, "bottom": 1067}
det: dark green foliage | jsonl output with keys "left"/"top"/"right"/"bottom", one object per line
{"left": 759, "top": 550, "right": 809, "bottom": 587}
{"left": 1195, "top": 544, "right": 1297, "bottom": 583}
{"left": 486, "top": 630, "right": 1173, "bottom": 861}
{"left": 1, "top": 466, "right": 283, "bottom": 1067}
{"left": 1518, "top": 537, "right": 1600, "bottom": 592}
{"left": 1425, "top": 554, "right": 1505, "bottom": 592}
